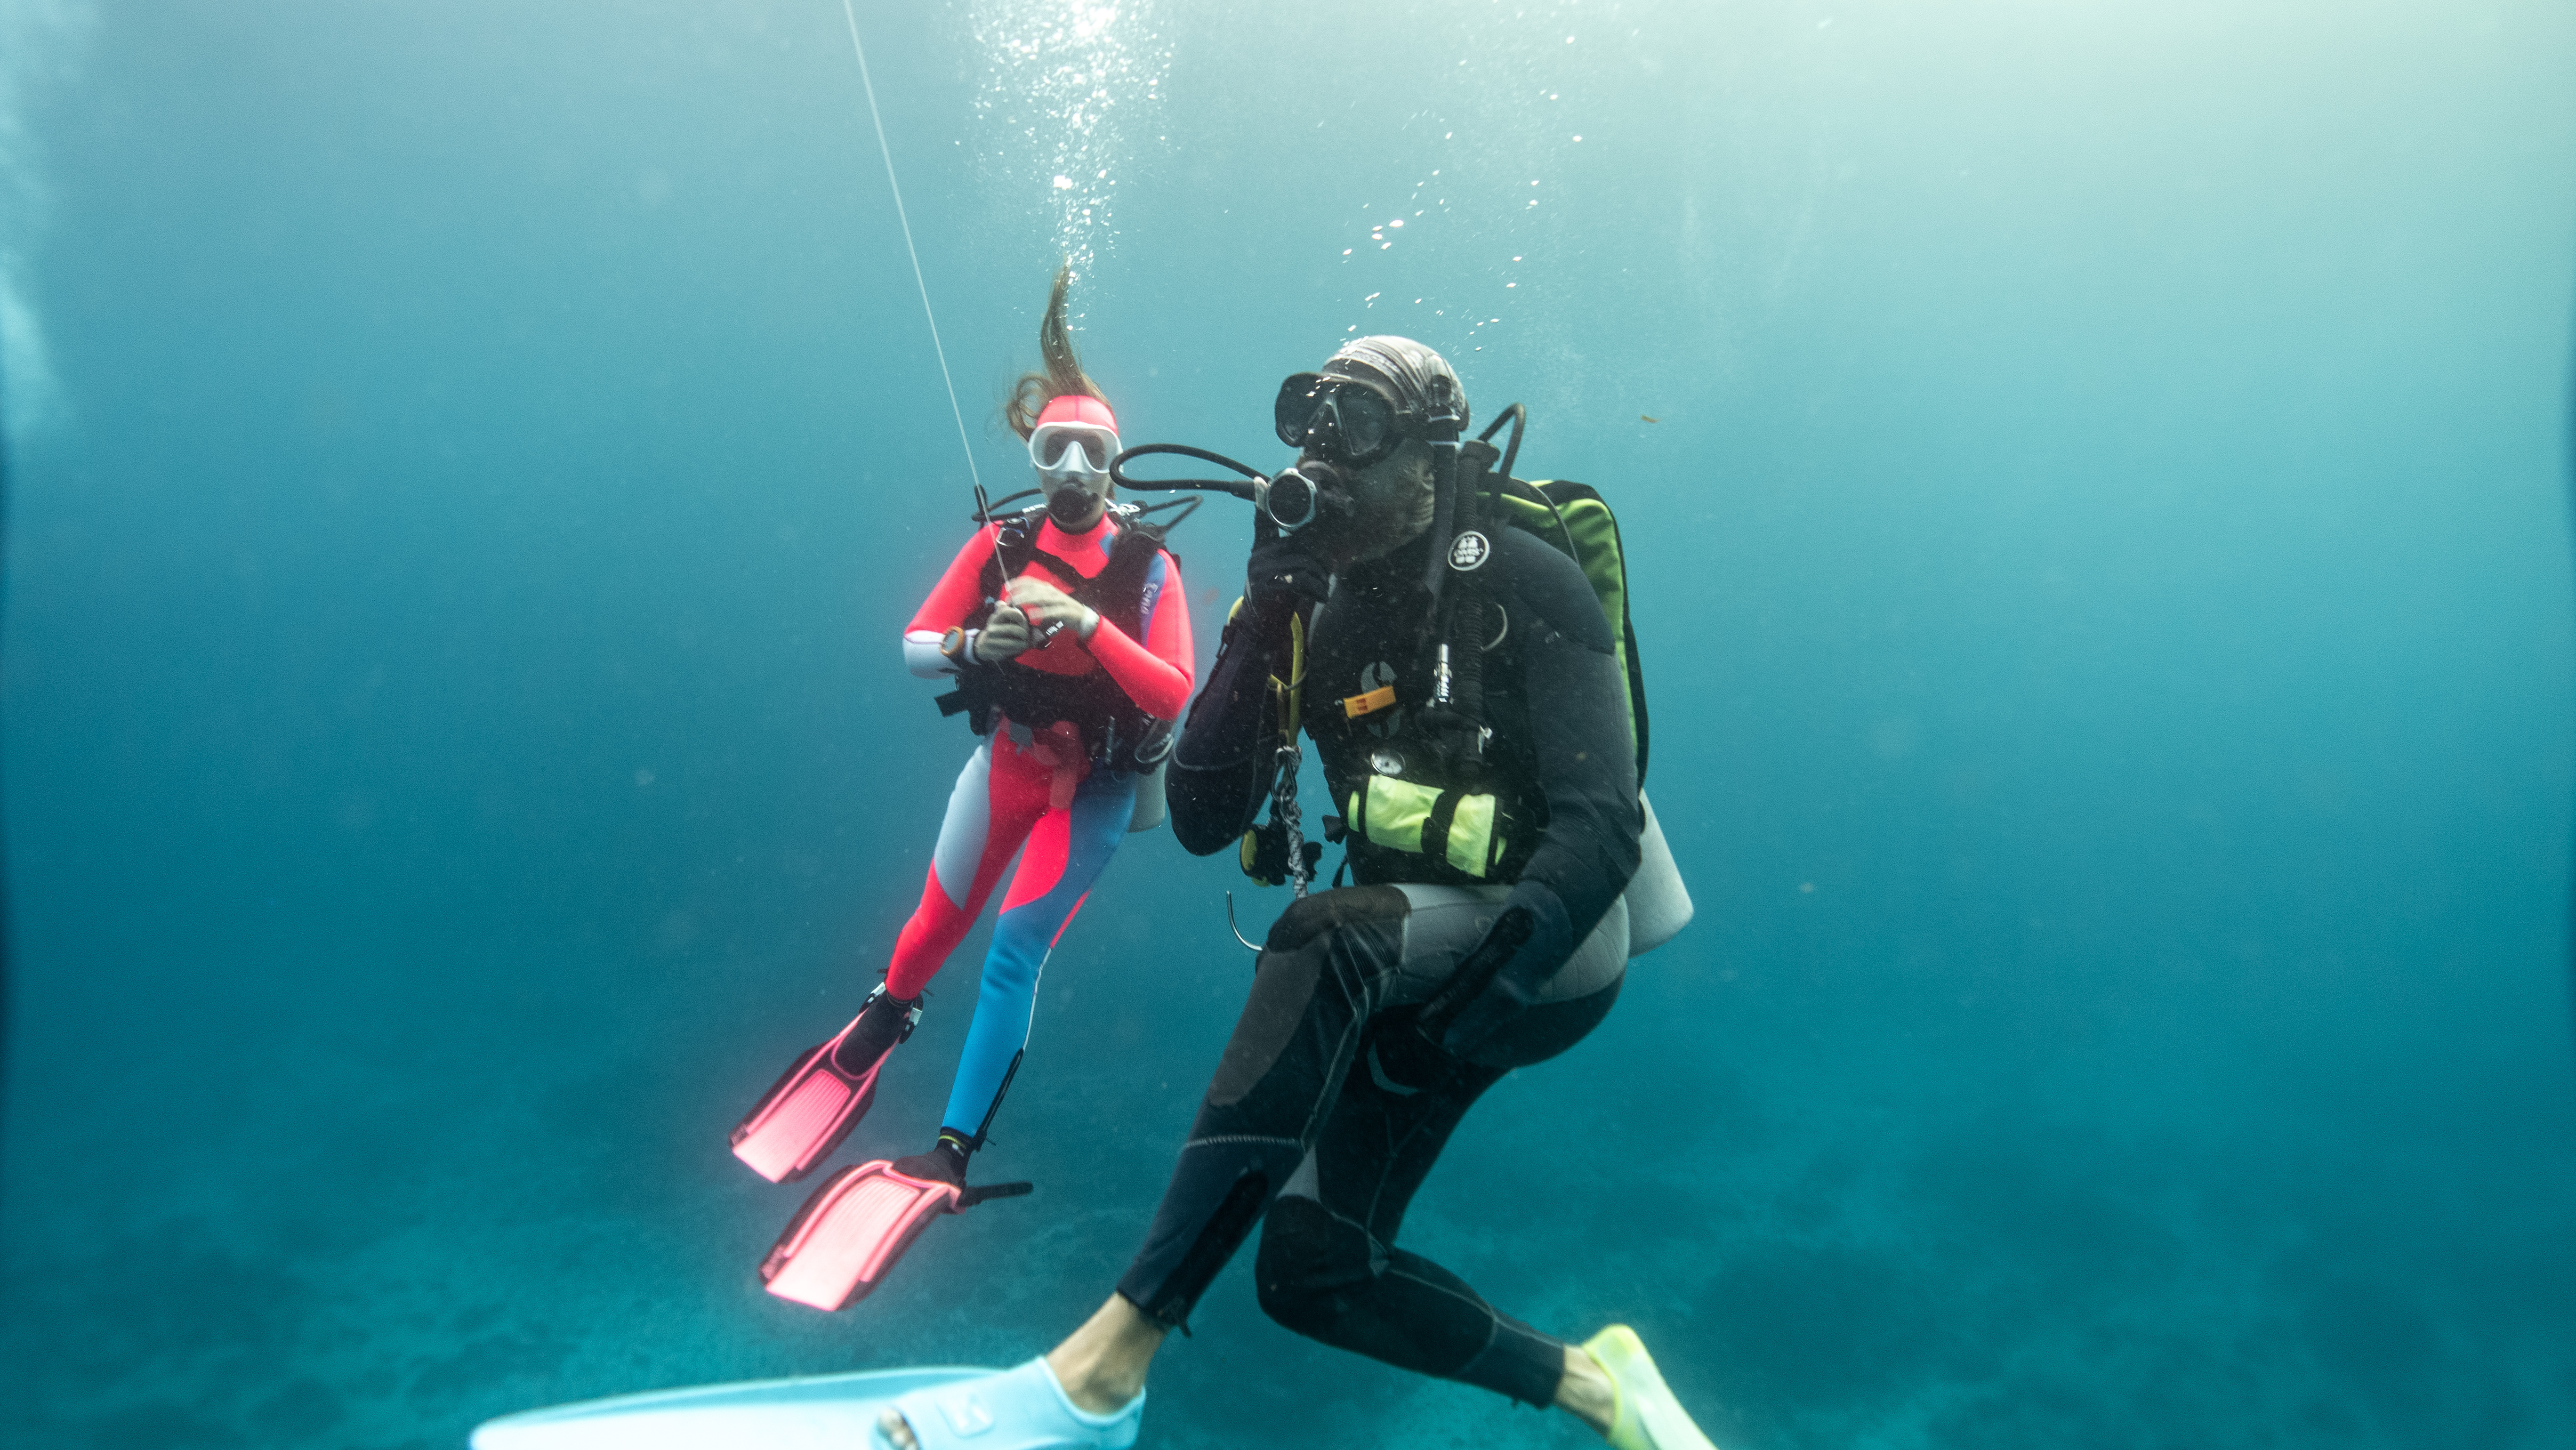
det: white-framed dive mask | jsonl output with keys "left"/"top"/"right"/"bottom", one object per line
{"left": 1031, "top": 420, "right": 1118, "bottom": 485}
{"left": 1030, "top": 420, "right": 1120, "bottom": 523}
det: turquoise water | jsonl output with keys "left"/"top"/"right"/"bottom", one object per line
{"left": 3, "top": 1, "right": 2574, "bottom": 1446}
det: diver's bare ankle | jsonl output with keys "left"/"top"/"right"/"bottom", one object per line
{"left": 1556, "top": 1343, "right": 1619, "bottom": 1437}
{"left": 1045, "top": 1345, "right": 1145, "bottom": 1414}
{"left": 1043, "top": 1293, "right": 1164, "bottom": 1414}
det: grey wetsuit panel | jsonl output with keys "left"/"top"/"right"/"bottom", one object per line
{"left": 1391, "top": 884, "right": 1630, "bottom": 1007}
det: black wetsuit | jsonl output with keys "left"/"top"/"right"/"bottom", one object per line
{"left": 1118, "top": 524, "right": 1642, "bottom": 1407}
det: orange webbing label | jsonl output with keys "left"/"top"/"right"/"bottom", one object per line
{"left": 1342, "top": 685, "right": 1398, "bottom": 719}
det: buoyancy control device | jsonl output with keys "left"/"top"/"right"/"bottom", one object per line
{"left": 1111, "top": 403, "right": 1659, "bottom": 898}
{"left": 933, "top": 498, "right": 1191, "bottom": 775}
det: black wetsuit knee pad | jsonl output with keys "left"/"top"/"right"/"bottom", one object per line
{"left": 1263, "top": 885, "right": 1410, "bottom": 954}
{"left": 1465, "top": 972, "right": 1626, "bottom": 1070}
{"left": 1254, "top": 1193, "right": 1521, "bottom": 1385}
{"left": 1252, "top": 1195, "right": 1362, "bottom": 1335}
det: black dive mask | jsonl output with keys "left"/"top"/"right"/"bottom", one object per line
{"left": 1274, "top": 373, "right": 1405, "bottom": 467}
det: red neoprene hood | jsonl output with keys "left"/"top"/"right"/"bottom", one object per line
{"left": 1035, "top": 393, "right": 1118, "bottom": 434}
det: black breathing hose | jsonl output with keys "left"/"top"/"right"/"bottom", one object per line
{"left": 1108, "top": 443, "right": 1264, "bottom": 500}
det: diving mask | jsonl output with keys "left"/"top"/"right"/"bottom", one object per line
{"left": 1274, "top": 373, "right": 1404, "bottom": 467}
{"left": 1030, "top": 420, "right": 1119, "bottom": 483}
{"left": 1031, "top": 419, "right": 1119, "bottom": 526}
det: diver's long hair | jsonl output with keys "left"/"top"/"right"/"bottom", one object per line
{"left": 1004, "top": 263, "right": 1107, "bottom": 441}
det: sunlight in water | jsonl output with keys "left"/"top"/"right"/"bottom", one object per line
{"left": 969, "top": 0, "right": 1172, "bottom": 277}
{"left": 0, "top": 0, "right": 97, "bottom": 435}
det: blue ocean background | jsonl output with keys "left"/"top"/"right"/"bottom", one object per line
{"left": 4, "top": 1, "right": 2574, "bottom": 1446}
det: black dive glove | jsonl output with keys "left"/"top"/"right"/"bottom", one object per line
{"left": 1366, "top": 904, "right": 1554, "bottom": 1094}
{"left": 1245, "top": 534, "right": 1331, "bottom": 616}
{"left": 1414, "top": 887, "right": 1579, "bottom": 1060}
{"left": 1240, "top": 817, "right": 1324, "bottom": 888}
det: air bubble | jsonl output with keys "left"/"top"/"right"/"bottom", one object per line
{"left": 973, "top": 3, "right": 1173, "bottom": 273}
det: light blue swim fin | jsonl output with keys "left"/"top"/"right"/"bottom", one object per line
{"left": 469, "top": 1366, "right": 994, "bottom": 1450}
{"left": 873, "top": 1359, "right": 1143, "bottom": 1450}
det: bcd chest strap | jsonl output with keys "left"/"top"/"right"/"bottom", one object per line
{"left": 932, "top": 507, "right": 1174, "bottom": 770}
{"left": 978, "top": 508, "right": 1166, "bottom": 631}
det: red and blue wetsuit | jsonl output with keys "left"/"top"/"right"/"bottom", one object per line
{"left": 895, "top": 511, "right": 1192, "bottom": 1140}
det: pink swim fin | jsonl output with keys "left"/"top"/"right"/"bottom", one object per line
{"left": 760, "top": 1159, "right": 1032, "bottom": 1312}
{"left": 730, "top": 991, "right": 917, "bottom": 1183}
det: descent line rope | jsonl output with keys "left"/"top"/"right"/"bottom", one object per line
{"left": 839, "top": 0, "right": 983, "bottom": 494}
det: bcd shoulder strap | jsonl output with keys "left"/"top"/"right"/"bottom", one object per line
{"left": 939, "top": 510, "right": 1174, "bottom": 730}
{"left": 974, "top": 508, "right": 1047, "bottom": 600}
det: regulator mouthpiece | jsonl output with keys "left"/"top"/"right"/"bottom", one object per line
{"left": 1257, "top": 465, "right": 1332, "bottom": 532}
{"left": 1046, "top": 487, "right": 1102, "bottom": 528}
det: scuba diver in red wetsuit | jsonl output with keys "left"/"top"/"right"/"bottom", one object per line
{"left": 729, "top": 270, "right": 1193, "bottom": 1310}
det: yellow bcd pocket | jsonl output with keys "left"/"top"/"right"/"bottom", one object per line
{"left": 1344, "top": 776, "right": 1507, "bottom": 878}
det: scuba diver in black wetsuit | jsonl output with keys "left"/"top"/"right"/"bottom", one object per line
{"left": 869, "top": 337, "right": 1716, "bottom": 1450}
